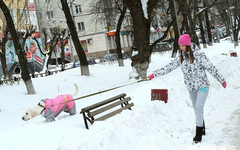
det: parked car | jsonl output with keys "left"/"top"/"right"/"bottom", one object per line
{"left": 71, "top": 57, "right": 96, "bottom": 68}
{"left": 95, "top": 57, "right": 105, "bottom": 63}
{"left": 87, "top": 57, "right": 97, "bottom": 65}
{"left": 218, "top": 26, "right": 227, "bottom": 38}
{"left": 152, "top": 42, "right": 172, "bottom": 52}
{"left": 103, "top": 54, "right": 118, "bottom": 62}
{"left": 71, "top": 60, "right": 80, "bottom": 68}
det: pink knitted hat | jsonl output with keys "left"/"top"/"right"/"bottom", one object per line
{"left": 178, "top": 34, "right": 191, "bottom": 46}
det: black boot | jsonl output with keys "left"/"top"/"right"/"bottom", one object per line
{"left": 193, "top": 126, "right": 204, "bottom": 143}
{"left": 202, "top": 120, "right": 205, "bottom": 135}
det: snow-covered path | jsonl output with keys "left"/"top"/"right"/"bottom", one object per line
{"left": 233, "top": 108, "right": 240, "bottom": 149}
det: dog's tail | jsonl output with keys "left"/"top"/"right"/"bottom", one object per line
{"left": 72, "top": 83, "right": 79, "bottom": 97}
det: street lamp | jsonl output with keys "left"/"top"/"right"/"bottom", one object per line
{"left": 227, "top": 6, "right": 235, "bottom": 42}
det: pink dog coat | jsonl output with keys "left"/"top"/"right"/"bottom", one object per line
{"left": 42, "top": 95, "right": 76, "bottom": 121}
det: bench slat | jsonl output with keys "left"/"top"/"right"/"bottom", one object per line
{"left": 94, "top": 103, "right": 134, "bottom": 122}
{"left": 80, "top": 93, "right": 126, "bottom": 113}
{"left": 88, "top": 97, "right": 131, "bottom": 118}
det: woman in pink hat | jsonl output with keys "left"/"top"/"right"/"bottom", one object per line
{"left": 148, "top": 34, "right": 226, "bottom": 143}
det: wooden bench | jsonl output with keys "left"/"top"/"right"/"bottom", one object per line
{"left": 80, "top": 93, "right": 134, "bottom": 129}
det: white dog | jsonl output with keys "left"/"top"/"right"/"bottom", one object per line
{"left": 22, "top": 84, "right": 78, "bottom": 122}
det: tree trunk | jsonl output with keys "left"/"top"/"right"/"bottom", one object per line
{"left": 185, "top": 0, "right": 200, "bottom": 48}
{"left": 60, "top": 0, "right": 89, "bottom": 76}
{"left": 192, "top": 0, "right": 200, "bottom": 48}
{"left": 60, "top": 40, "right": 66, "bottom": 71}
{"left": 169, "top": 0, "right": 180, "bottom": 58}
{"left": 115, "top": 5, "right": 127, "bottom": 67}
{"left": 181, "top": 14, "right": 189, "bottom": 33}
{"left": 198, "top": 13, "right": 207, "bottom": 48}
{"left": 232, "top": 13, "right": 240, "bottom": 47}
{"left": 233, "top": 25, "right": 239, "bottom": 47}
{"left": 60, "top": 46, "right": 65, "bottom": 71}
{"left": 46, "top": 50, "right": 53, "bottom": 72}
{"left": 0, "top": 50, "right": 7, "bottom": 79}
{"left": 0, "top": 0, "right": 35, "bottom": 94}
{"left": 0, "top": 30, "right": 9, "bottom": 79}
{"left": 46, "top": 41, "right": 57, "bottom": 72}
{"left": 179, "top": 0, "right": 189, "bottom": 34}
{"left": 203, "top": 0, "right": 212, "bottom": 46}
{"left": 124, "top": 0, "right": 157, "bottom": 80}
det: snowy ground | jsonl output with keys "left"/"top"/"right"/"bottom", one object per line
{"left": 0, "top": 39, "right": 239, "bottom": 150}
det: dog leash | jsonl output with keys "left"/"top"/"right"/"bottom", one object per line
{"left": 47, "top": 79, "right": 149, "bottom": 108}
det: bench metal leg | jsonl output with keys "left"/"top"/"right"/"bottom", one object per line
{"left": 120, "top": 97, "right": 124, "bottom": 108}
{"left": 82, "top": 113, "right": 89, "bottom": 129}
{"left": 124, "top": 101, "right": 132, "bottom": 110}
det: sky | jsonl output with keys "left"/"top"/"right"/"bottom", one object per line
{"left": 0, "top": 38, "right": 239, "bottom": 150}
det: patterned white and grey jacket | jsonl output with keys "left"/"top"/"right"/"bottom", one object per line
{"left": 152, "top": 44, "right": 225, "bottom": 91}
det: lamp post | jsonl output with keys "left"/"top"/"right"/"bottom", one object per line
{"left": 228, "top": 6, "right": 235, "bottom": 43}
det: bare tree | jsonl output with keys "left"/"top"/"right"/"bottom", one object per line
{"left": 150, "top": 2, "right": 176, "bottom": 54}
{"left": 44, "top": 32, "right": 59, "bottom": 72}
{"left": 0, "top": 0, "right": 35, "bottom": 94}
{"left": 115, "top": 2, "right": 127, "bottom": 67}
{"left": 214, "top": 0, "right": 240, "bottom": 47}
{"left": 150, "top": 20, "right": 174, "bottom": 51}
{"left": 33, "top": 28, "right": 59, "bottom": 73}
{"left": 90, "top": 0, "right": 126, "bottom": 67}
{"left": 216, "top": 0, "right": 231, "bottom": 37}
{"left": 60, "top": 0, "right": 90, "bottom": 76}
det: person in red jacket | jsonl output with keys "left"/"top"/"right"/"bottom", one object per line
{"left": 148, "top": 34, "right": 226, "bottom": 143}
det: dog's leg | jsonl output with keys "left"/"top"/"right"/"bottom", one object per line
{"left": 44, "top": 109, "right": 56, "bottom": 122}
{"left": 68, "top": 103, "right": 76, "bottom": 116}
{"left": 46, "top": 114, "right": 56, "bottom": 122}
{"left": 63, "top": 107, "right": 69, "bottom": 113}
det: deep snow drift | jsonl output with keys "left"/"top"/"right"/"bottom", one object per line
{"left": 0, "top": 39, "right": 239, "bottom": 150}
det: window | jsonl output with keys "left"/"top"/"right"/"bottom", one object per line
{"left": 77, "top": 22, "right": 85, "bottom": 31}
{"left": 75, "top": 5, "right": 82, "bottom": 14}
{"left": 10, "top": 9, "right": 16, "bottom": 23}
{"left": 45, "top": 0, "right": 50, "bottom": 2}
{"left": 46, "top": 11, "right": 53, "bottom": 20}
{"left": 23, "top": 10, "right": 29, "bottom": 24}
